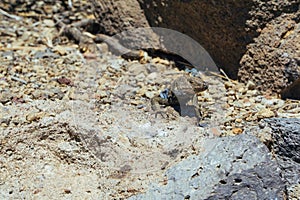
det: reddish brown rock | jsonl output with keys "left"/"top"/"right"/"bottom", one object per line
{"left": 91, "top": 0, "right": 161, "bottom": 49}
{"left": 138, "top": 0, "right": 299, "bottom": 79}
{"left": 238, "top": 12, "right": 300, "bottom": 95}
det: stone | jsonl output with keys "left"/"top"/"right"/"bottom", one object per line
{"left": 0, "top": 90, "right": 12, "bottom": 104}
{"left": 206, "top": 162, "right": 285, "bottom": 200}
{"left": 43, "top": 19, "right": 55, "bottom": 27}
{"left": 239, "top": 12, "right": 300, "bottom": 95}
{"left": 92, "top": 0, "right": 161, "bottom": 49}
{"left": 138, "top": 0, "right": 299, "bottom": 79}
{"left": 26, "top": 112, "right": 45, "bottom": 122}
{"left": 144, "top": 91, "right": 155, "bottom": 99}
{"left": 246, "top": 80, "right": 256, "bottom": 90}
{"left": 256, "top": 108, "right": 275, "bottom": 119}
{"left": 264, "top": 118, "right": 300, "bottom": 184}
{"left": 232, "top": 127, "right": 243, "bottom": 134}
{"left": 128, "top": 62, "right": 148, "bottom": 76}
{"left": 129, "top": 134, "right": 286, "bottom": 199}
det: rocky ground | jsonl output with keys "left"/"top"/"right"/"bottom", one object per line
{"left": 0, "top": 1, "right": 299, "bottom": 199}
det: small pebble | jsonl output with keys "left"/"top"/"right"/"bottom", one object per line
{"left": 232, "top": 128, "right": 243, "bottom": 134}
{"left": 246, "top": 80, "right": 256, "bottom": 90}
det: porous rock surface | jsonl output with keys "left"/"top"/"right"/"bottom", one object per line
{"left": 265, "top": 118, "right": 300, "bottom": 185}
{"left": 240, "top": 117, "right": 300, "bottom": 199}
{"left": 129, "top": 134, "right": 286, "bottom": 200}
{"left": 239, "top": 12, "right": 300, "bottom": 94}
{"left": 138, "top": 0, "right": 300, "bottom": 80}
{"left": 92, "top": 0, "right": 161, "bottom": 50}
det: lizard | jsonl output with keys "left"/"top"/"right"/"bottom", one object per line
{"left": 151, "top": 74, "right": 208, "bottom": 123}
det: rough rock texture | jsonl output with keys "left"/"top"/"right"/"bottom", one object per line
{"left": 91, "top": 0, "right": 161, "bottom": 50}
{"left": 251, "top": 118, "right": 300, "bottom": 199}
{"left": 206, "top": 162, "right": 286, "bottom": 200}
{"left": 246, "top": 0, "right": 300, "bottom": 31}
{"left": 90, "top": 0, "right": 300, "bottom": 96}
{"left": 1, "top": 1, "right": 300, "bottom": 199}
{"left": 91, "top": 0, "right": 299, "bottom": 96}
{"left": 265, "top": 118, "right": 300, "bottom": 184}
{"left": 138, "top": 0, "right": 254, "bottom": 79}
{"left": 0, "top": 99, "right": 206, "bottom": 199}
{"left": 129, "top": 134, "right": 286, "bottom": 199}
{"left": 92, "top": 0, "right": 149, "bottom": 35}
{"left": 239, "top": 12, "right": 300, "bottom": 94}
{"left": 138, "top": 0, "right": 300, "bottom": 79}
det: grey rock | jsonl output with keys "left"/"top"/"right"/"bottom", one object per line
{"left": 0, "top": 89, "right": 12, "bottom": 104}
{"left": 129, "top": 134, "right": 285, "bottom": 200}
{"left": 33, "top": 50, "right": 59, "bottom": 59}
{"left": 107, "top": 57, "right": 124, "bottom": 71}
{"left": 206, "top": 162, "right": 285, "bottom": 200}
{"left": 264, "top": 118, "right": 300, "bottom": 184}
{"left": 265, "top": 118, "right": 300, "bottom": 163}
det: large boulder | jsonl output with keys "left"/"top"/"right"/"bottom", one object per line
{"left": 239, "top": 12, "right": 300, "bottom": 94}
{"left": 92, "top": 0, "right": 149, "bottom": 35}
{"left": 92, "top": 0, "right": 300, "bottom": 96}
{"left": 138, "top": 0, "right": 299, "bottom": 79}
{"left": 264, "top": 118, "right": 300, "bottom": 184}
{"left": 248, "top": 118, "right": 300, "bottom": 199}
{"left": 129, "top": 134, "right": 286, "bottom": 199}
{"left": 92, "top": 0, "right": 161, "bottom": 49}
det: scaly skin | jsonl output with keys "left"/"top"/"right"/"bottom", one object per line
{"left": 151, "top": 74, "right": 208, "bottom": 123}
